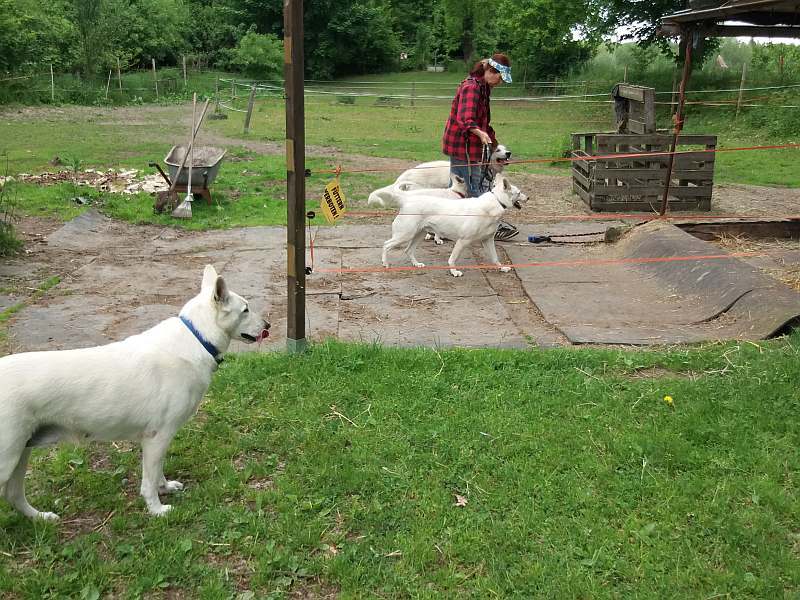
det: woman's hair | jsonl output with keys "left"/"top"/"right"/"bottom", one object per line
{"left": 469, "top": 53, "right": 511, "bottom": 78}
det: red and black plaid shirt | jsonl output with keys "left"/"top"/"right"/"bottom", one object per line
{"left": 441, "top": 76, "right": 496, "bottom": 163}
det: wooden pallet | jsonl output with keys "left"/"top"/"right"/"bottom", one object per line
{"left": 571, "top": 132, "right": 717, "bottom": 212}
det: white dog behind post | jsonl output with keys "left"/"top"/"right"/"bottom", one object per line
{"left": 0, "top": 265, "right": 269, "bottom": 520}
{"left": 382, "top": 173, "right": 524, "bottom": 277}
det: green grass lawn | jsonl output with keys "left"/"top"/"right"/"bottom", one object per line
{"left": 0, "top": 337, "right": 798, "bottom": 597}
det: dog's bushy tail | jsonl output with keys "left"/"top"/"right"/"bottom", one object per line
{"left": 367, "top": 185, "right": 400, "bottom": 208}
{"left": 367, "top": 189, "right": 387, "bottom": 207}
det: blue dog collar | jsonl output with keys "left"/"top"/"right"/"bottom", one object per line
{"left": 179, "top": 315, "right": 222, "bottom": 364}
{"left": 488, "top": 59, "right": 512, "bottom": 83}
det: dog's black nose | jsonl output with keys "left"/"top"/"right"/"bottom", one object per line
{"left": 506, "top": 152, "right": 512, "bottom": 159}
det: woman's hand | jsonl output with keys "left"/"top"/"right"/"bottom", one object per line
{"left": 471, "top": 128, "right": 492, "bottom": 146}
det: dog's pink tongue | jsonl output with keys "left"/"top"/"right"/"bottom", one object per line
{"left": 256, "top": 329, "right": 270, "bottom": 343}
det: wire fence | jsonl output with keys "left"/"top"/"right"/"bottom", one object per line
{"left": 3, "top": 61, "right": 800, "bottom": 113}
{"left": 0, "top": 62, "right": 224, "bottom": 105}
{"left": 214, "top": 76, "right": 800, "bottom": 115}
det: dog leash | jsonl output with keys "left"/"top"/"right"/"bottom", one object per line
{"left": 480, "top": 144, "right": 495, "bottom": 191}
{"left": 528, "top": 230, "right": 608, "bottom": 244}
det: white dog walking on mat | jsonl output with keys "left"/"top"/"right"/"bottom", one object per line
{"left": 382, "top": 173, "right": 523, "bottom": 277}
{"left": 0, "top": 265, "right": 269, "bottom": 520}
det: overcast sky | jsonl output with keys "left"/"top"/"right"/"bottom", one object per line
{"left": 611, "top": 22, "right": 800, "bottom": 45}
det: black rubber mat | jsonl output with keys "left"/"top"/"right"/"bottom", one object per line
{"left": 506, "top": 220, "right": 800, "bottom": 345}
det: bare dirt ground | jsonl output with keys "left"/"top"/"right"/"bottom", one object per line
{"left": 2, "top": 104, "right": 800, "bottom": 354}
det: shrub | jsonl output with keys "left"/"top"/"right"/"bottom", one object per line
{"left": 0, "top": 182, "right": 21, "bottom": 257}
{"left": 225, "top": 32, "right": 283, "bottom": 80}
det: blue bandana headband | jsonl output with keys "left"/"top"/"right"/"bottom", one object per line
{"left": 488, "top": 58, "right": 512, "bottom": 83}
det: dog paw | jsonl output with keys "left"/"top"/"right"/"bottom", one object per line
{"left": 159, "top": 480, "right": 184, "bottom": 494}
{"left": 425, "top": 233, "right": 434, "bottom": 241}
{"left": 434, "top": 237, "right": 444, "bottom": 246}
{"left": 150, "top": 504, "right": 173, "bottom": 517}
{"left": 450, "top": 269, "right": 463, "bottom": 277}
{"left": 413, "top": 262, "right": 425, "bottom": 268}
{"left": 34, "top": 511, "right": 60, "bottom": 522}
{"left": 499, "top": 266, "right": 511, "bottom": 273}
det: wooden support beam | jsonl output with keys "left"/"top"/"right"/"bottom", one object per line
{"left": 660, "top": 32, "right": 694, "bottom": 216}
{"left": 284, "top": 0, "right": 307, "bottom": 353}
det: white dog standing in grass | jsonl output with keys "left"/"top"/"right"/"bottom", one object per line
{"left": 382, "top": 174, "right": 523, "bottom": 277}
{"left": 0, "top": 265, "right": 269, "bottom": 520}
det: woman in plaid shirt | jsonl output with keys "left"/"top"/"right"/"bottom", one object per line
{"left": 441, "top": 53, "right": 517, "bottom": 240}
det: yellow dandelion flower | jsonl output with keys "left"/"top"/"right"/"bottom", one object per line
{"left": 663, "top": 395, "right": 674, "bottom": 406}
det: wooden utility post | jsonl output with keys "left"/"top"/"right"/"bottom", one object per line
{"left": 244, "top": 84, "right": 257, "bottom": 134}
{"left": 284, "top": 0, "right": 307, "bottom": 353}
{"left": 735, "top": 62, "right": 747, "bottom": 120}
{"left": 152, "top": 59, "right": 158, "bottom": 99}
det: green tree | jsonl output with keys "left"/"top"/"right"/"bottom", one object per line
{"left": 225, "top": 0, "right": 401, "bottom": 78}
{"left": 440, "top": 0, "right": 482, "bottom": 62}
{"left": 588, "top": 0, "right": 717, "bottom": 68}
{"left": 0, "top": 0, "right": 76, "bottom": 73}
{"left": 494, "top": 0, "right": 597, "bottom": 80}
{"left": 72, "top": 0, "right": 106, "bottom": 76}
{"left": 104, "top": 0, "right": 189, "bottom": 68}
{"left": 183, "top": 1, "right": 245, "bottom": 65}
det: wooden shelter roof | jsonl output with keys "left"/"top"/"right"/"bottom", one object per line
{"left": 661, "top": 0, "right": 800, "bottom": 37}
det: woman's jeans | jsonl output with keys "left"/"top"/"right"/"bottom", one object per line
{"left": 449, "top": 157, "right": 489, "bottom": 197}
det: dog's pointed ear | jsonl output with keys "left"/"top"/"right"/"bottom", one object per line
{"left": 213, "top": 276, "right": 229, "bottom": 303}
{"left": 201, "top": 265, "right": 218, "bottom": 292}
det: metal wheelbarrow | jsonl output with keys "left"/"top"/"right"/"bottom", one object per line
{"left": 150, "top": 145, "right": 227, "bottom": 213}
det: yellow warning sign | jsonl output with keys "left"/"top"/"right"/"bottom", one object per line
{"left": 320, "top": 179, "right": 346, "bottom": 224}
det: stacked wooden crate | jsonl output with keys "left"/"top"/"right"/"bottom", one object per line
{"left": 571, "top": 84, "right": 717, "bottom": 212}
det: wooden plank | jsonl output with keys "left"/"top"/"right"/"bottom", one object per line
{"left": 594, "top": 175, "right": 714, "bottom": 187}
{"left": 572, "top": 161, "right": 591, "bottom": 175}
{"left": 594, "top": 179, "right": 712, "bottom": 192}
{"left": 593, "top": 184, "right": 712, "bottom": 198}
{"left": 643, "top": 90, "right": 656, "bottom": 134}
{"left": 592, "top": 152, "right": 715, "bottom": 165}
{"left": 615, "top": 84, "right": 645, "bottom": 103}
{"left": 590, "top": 199, "right": 710, "bottom": 212}
{"left": 572, "top": 168, "right": 592, "bottom": 190}
{"left": 570, "top": 131, "right": 607, "bottom": 138}
{"left": 570, "top": 153, "right": 591, "bottom": 173}
{"left": 595, "top": 167, "right": 714, "bottom": 179}
{"left": 573, "top": 185, "right": 591, "bottom": 204}
{"left": 595, "top": 134, "right": 718, "bottom": 146}
{"left": 629, "top": 120, "right": 646, "bottom": 135}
